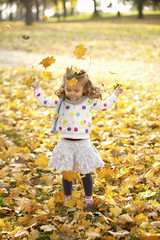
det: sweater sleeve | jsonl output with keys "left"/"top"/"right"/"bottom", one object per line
{"left": 34, "top": 88, "right": 60, "bottom": 108}
{"left": 91, "top": 93, "right": 118, "bottom": 111}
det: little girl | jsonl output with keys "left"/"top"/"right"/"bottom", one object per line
{"left": 32, "top": 69, "right": 123, "bottom": 205}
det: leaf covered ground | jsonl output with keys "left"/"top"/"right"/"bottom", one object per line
{"left": 0, "top": 16, "right": 160, "bottom": 240}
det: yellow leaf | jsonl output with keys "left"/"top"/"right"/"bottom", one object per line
{"left": 43, "top": 71, "right": 52, "bottom": 79}
{"left": 66, "top": 65, "right": 73, "bottom": 76}
{"left": 68, "top": 78, "right": 78, "bottom": 87}
{"left": 54, "top": 191, "right": 65, "bottom": 203}
{"left": 65, "top": 198, "right": 76, "bottom": 207}
{"left": 35, "top": 154, "right": 49, "bottom": 167}
{"left": 134, "top": 213, "right": 148, "bottom": 225}
{"left": 39, "top": 56, "right": 56, "bottom": 68}
{"left": 25, "top": 76, "right": 36, "bottom": 88}
{"left": 0, "top": 218, "right": 5, "bottom": 228}
{"left": 48, "top": 197, "right": 55, "bottom": 210}
{"left": 74, "top": 66, "right": 80, "bottom": 73}
{"left": 77, "top": 200, "right": 84, "bottom": 209}
{"left": 98, "top": 167, "right": 114, "bottom": 179}
{"left": 109, "top": 71, "right": 117, "bottom": 75}
{"left": 73, "top": 44, "right": 87, "bottom": 59}
{"left": 110, "top": 205, "right": 122, "bottom": 217}
{"left": 62, "top": 170, "right": 79, "bottom": 182}
{"left": 82, "top": 219, "right": 90, "bottom": 227}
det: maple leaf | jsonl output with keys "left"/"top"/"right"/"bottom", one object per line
{"left": 39, "top": 56, "right": 56, "bottom": 68}
{"left": 62, "top": 170, "right": 79, "bottom": 182}
{"left": 35, "top": 154, "right": 49, "bottom": 167}
{"left": 68, "top": 78, "right": 78, "bottom": 87}
{"left": 25, "top": 76, "right": 36, "bottom": 88}
{"left": 73, "top": 44, "right": 87, "bottom": 59}
{"left": 66, "top": 65, "right": 73, "bottom": 76}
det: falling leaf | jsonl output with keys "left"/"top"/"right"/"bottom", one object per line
{"left": 66, "top": 65, "right": 73, "bottom": 76}
{"left": 73, "top": 44, "right": 87, "bottom": 59}
{"left": 39, "top": 56, "right": 56, "bottom": 68}
{"left": 109, "top": 71, "right": 117, "bottom": 75}
{"left": 43, "top": 71, "right": 52, "bottom": 79}
{"left": 68, "top": 78, "right": 78, "bottom": 86}
{"left": 74, "top": 66, "right": 80, "bottom": 73}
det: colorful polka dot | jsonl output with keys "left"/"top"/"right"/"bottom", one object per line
{"left": 44, "top": 96, "right": 46, "bottom": 98}
{"left": 86, "top": 114, "right": 89, "bottom": 118}
{"left": 71, "top": 113, "right": 74, "bottom": 116}
{"left": 66, "top": 106, "right": 70, "bottom": 110}
{"left": 61, "top": 113, "right": 64, "bottom": 116}
{"left": 102, "top": 109, "right": 107, "bottom": 111}
{"left": 104, "top": 103, "right": 107, "bottom": 107}
{"left": 85, "top": 129, "right": 88, "bottom": 133}
{"left": 50, "top": 106, "right": 54, "bottom": 108}
{"left": 81, "top": 121, "right": 85, "bottom": 125}
{"left": 113, "top": 100, "right": 115, "bottom": 103}
{"left": 76, "top": 112, "right": 80, "bottom": 117}
{"left": 74, "top": 127, "right": 78, "bottom": 132}
{"left": 67, "top": 127, "right": 71, "bottom": 131}
{"left": 63, "top": 120, "right": 67, "bottom": 124}
{"left": 82, "top": 105, "right": 86, "bottom": 110}
{"left": 37, "top": 93, "right": 41, "bottom": 97}
{"left": 55, "top": 100, "right": 58, "bottom": 104}
{"left": 44, "top": 100, "right": 47, "bottom": 104}
{"left": 59, "top": 127, "right": 62, "bottom": 131}
{"left": 88, "top": 100, "right": 91, "bottom": 104}
{"left": 93, "top": 103, "right": 97, "bottom": 106}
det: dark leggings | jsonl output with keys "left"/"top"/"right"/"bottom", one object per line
{"left": 62, "top": 173, "right": 93, "bottom": 196}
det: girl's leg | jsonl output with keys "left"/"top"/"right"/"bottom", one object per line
{"left": 62, "top": 178, "right": 72, "bottom": 201}
{"left": 81, "top": 173, "right": 93, "bottom": 205}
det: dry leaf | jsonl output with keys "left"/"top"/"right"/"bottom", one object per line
{"left": 73, "top": 44, "right": 87, "bottom": 59}
{"left": 68, "top": 78, "right": 78, "bottom": 87}
{"left": 39, "top": 56, "right": 56, "bottom": 68}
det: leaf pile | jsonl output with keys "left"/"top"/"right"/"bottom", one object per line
{"left": 0, "top": 66, "right": 160, "bottom": 240}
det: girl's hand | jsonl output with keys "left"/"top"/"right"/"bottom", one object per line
{"left": 31, "top": 79, "right": 41, "bottom": 90}
{"left": 115, "top": 85, "right": 123, "bottom": 97}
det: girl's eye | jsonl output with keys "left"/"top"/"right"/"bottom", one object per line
{"left": 75, "top": 90, "right": 79, "bottom": 92}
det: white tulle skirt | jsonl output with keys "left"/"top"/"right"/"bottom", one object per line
{"left": 49, "top": 138, "right": 104, "bottom": 174}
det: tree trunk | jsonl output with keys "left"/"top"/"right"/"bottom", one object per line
{"left": 9, "top": 0, "right": 13, "bottom": 21}
{"left": 42, "top": 0, "right": 46, "bottom": 17}
{"left": 93, "top": 0, "right": 100, "bottom": 17}
{"left": 24, "top": 0, "right": 33, "bottom": 25}
{"left": 35, "top": 0, "right": 40, "bottom": 21}
{"left": 137, "top": 0, "right": 145, "bottom": 19}
{"left": 62, "top": 0, "right": 67, "bottom": 17}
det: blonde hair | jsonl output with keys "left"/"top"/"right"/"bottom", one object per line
{"left": 55, "top": 69, "right": 102, "bottom": 99}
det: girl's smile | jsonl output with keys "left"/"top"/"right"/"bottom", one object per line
{"left": 65, "top": 81, "right": 85, "bottom": 101}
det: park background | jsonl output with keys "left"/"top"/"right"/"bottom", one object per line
{"left": 0, "top": 0, "right": 160, "bottom": 239}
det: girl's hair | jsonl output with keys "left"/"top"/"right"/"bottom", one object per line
{"left": 55, "top": 69, "right": 102, "bottom": 99}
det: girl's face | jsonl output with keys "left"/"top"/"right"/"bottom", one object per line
{"left": 65, "top": 80, "right": 85, "bottom": 101}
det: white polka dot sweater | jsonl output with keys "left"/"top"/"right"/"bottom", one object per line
{"left": 34, "top": 88, "right": 118, "bottom": 139}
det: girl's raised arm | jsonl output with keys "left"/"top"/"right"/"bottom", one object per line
{"left": 32, "top": 80, "right": 60, "bottom": 109}
{"left": 91, "top": 85, "right": 123, "bottom": 111}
